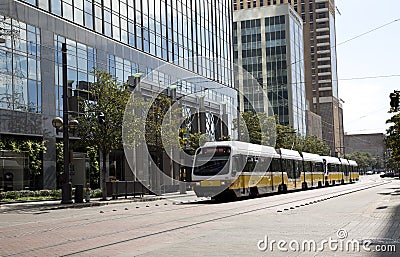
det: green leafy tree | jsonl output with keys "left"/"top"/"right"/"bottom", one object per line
{"left": 295, "top": 135, "right": 331, "bottom": 156}
{"left": 233, "top": 111, "right": 329, "bottom": 155}
{"left": 386, "top": 154, "right": 399, "bottom": 171}
{"left": 179, "top": 127, "right": 204, "bottom": 155}
{"left": 86, "top": 146, "right": 99, "bottom": 189}
{"left": 275, "top": 123, "right": 297, "bottom": 149}
{"left": 124, "top": 92, "right": 182, "bottom": 167}
{"left": 76, "top": 69, "right": 131, "bottom": 200}
{"left": 233, "top": 111, "right": 276, "bottom": 145}
{"left": 0, "top": 136, "right": 46, "bottom": 175}
{"left": 385, "top": 113, "right": 400, "bottom": 170}
{"left": 346, "top": 152, "right": 372, "bottom": 173}
{"left": 370, "top": 155, "right": 383, "bottom": 171}
{"left": 146, "top": 95, "right": 181, "bottom": 149}
{"left": 56, "top": 142, "right": 64, "bottom": 186}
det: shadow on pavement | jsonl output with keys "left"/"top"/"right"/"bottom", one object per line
{"left": 371, "top": 186, "right": 400, "bottom": 256}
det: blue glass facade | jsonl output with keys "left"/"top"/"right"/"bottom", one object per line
{"left": 0, "top": 16, "right": 42, "bottom": 113}
{"left": 18, "top": 0, "right": 232, "bottom": 86}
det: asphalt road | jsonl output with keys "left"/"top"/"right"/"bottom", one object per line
{"left": 0, "top": 175, "right": 399, "bottom": 256}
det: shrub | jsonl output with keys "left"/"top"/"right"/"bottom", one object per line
{"left": 0, "top": 189, "right": 62, "bottom": 201}
{"left": 51, "top": 189, "right": 61, "bottom": 198}
{"left": 90, "top": 189, "right": 102, "bottom": 198}
{"left": 4, "top": 191, "right": 20, "bottom": 199}
{"left": 19, "top": 190, "right": 35, "bottom": 197}
{"left": 38, "top": 190, "right": 52, "bottom": 197}
{"left": 0, "top": 192, "right": 6, "bottom": 200}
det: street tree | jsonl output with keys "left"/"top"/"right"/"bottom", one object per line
{"left": 295, "top": 135, "right": 331, "bottom": 156}
{"left": 179, "top": 127, "right": 205, "bottom": 155}
{"left": 275, "top": 123, "right": 297, "bottom": 149}
{"left": 233, "top": 111, "right": 329, "bottom": 155}
{"left": 386, "top": 154, "right": 399, "bottom": 171}
{"left": 233, "top": 111, "right": 276, "bottom": 146}
{"left": 346, "top": 152, "right": 372, "bottom": 173}
{"left": 77, "top": 69, "right": 131, "bottom": 200}
{"left": 385, "top": 113, "right": 400, "bottom": 170}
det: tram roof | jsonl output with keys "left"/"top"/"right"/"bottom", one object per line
{"left": 348, "top": 160, "right": 358, "bottom": 166}
{"left": 339, "top": 158, "right": 350, "bottom": 165}
{"left": 301, "top": 152, "right": 324, "bottom": 162}
{"left": 321, "top": 156, "right": 341, "bottom": 164}
{"left": 279, "top": 148, "right": 303, "bottom": 161}
{"left": 202, "top": 141, "right": 279, "bottom": 158}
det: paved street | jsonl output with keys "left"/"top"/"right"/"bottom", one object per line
{"left": 0, "top": 175, "right": 399, "bottom": 256}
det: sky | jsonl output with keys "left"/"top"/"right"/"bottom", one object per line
{"left": 335, "top": 0, "right": 400, "bottom": 135}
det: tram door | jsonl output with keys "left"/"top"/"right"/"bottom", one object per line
{"left": 284, "top": 159, "right": 302, "bottom": 189}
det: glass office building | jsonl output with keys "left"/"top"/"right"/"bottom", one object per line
{"left": 233, "top": 4, "right": 306, "bottom": 134}
{"left": 233, "top": 0, "right": 344, "bottom": 155}
{"left": 0, "top": 0, "right": 234, "bottom": 189}
{"left": 292, "top": 0, "right": 344, "bottom": 155}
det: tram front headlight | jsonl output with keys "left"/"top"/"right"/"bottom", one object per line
{"left": 221, "top": 181, "right": 226, "bottom": 185}
{"left": 195, "top": 182, "right": 201, "bottom": 186}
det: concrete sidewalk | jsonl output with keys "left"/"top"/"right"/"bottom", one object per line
{"left": 0, "top": 190, "right": 197, "bottom": 213}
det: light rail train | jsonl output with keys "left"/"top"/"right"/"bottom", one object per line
{"left": 191, "top": 141, "right": 359, "bottom": 199}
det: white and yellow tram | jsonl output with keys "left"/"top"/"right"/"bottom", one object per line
{"left": 191, "top": 141, "right": 358, "bottom": 199}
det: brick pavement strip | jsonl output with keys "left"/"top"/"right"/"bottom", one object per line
{"left": 0, "top": 176, "right": 399, "bottom": 256}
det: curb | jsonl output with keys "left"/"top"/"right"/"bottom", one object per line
{"left": 0, "top": 192, "right": 196, "bottom": 211}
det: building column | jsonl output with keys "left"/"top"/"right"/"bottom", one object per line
{"left": 41, "top": 29, "right": 57, "bottom": 189}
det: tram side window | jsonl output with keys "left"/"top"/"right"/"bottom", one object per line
{"left": 232, "top": 155, "right": 246, "bottom": 174}
{"left": 314, "top": 162, "right": 324, "bottom": 173}
{"left": 328, "top": 163, "right": 339, "bottom": 173}
{"left": 243, "top": 156, "right": 256, "bottom": 173}
{"left": 285, "top": 159, "right": 295, "bottom": 179}
{"left": 304, "top": 161, "right": 312, "bottom": 172}
{"left": 295, "top": 160, "right": 303, "bottom": 178}
{"left": 269, "top": 158, "right": 281, "bottom": 172}
{"left": 343, "top": 165, "right": 349, "bottom": 176}
{"left": 254, "top": 157, "right": 271, "bottom": 173}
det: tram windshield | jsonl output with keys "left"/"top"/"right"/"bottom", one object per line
{"left": 193, "top": 147, "right": 231, "bottom": 176}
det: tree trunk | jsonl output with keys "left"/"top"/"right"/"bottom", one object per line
{"left": 101, "top": 150, "right": 108, "bottom": 200}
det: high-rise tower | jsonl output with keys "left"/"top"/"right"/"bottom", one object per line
{"left": 233, "top": 4, "right": 307, "bottom": 135}
{"left": 233, "top": 0, "right": 344, "bottom": 155}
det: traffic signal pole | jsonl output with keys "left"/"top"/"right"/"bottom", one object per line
{"left": 390, "top": 91, "right": 400, "bottom": 111}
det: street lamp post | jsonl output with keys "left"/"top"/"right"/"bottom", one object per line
{"left": 61, "top": 42, "right": 72, "bottom": 204}
{"left": 51, "top": 43, "right": 79, "bottom": 204}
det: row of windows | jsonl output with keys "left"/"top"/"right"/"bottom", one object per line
{"left": 53, "top": 34, "right": 234, "bottom": 117}
{"left": 266, "top": 31, "right": 286, "bottom": 40}
{"left": 233, "top": 1, "right": 293, "bottom": 11}
{"left": 242, "top": 63, "right": 262, "bottom": 73}
{"left": 54, "top": 35, "right": 97, "bottom": 116}
{"left": 233, "top": 13, "right": 306, "bottom": 133}
{"left": 240, "top": 19, "right": 261, "bottom": 29}
{"left": 242, "top": 56, "right": 263, "bottom": 66}
{"left": 241, "top": 34, "right": 261, "bottom": 43}
{"left": 0, "top": 16, "right": 42, "bottom": 113}
{"left": 22, "top": 0, "right": 233, "bottom": 87}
